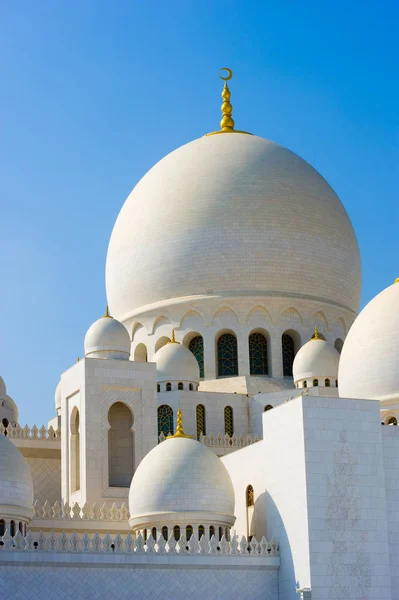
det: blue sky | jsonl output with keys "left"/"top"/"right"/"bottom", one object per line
{"left": 1, "top": 0, "right": 397, "bottom": 426}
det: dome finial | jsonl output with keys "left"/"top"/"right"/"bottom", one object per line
{"left": 167, "top": 408, "right": 193, "bottom": 439}
{"left": 102, "top": 305, "right": 112, "bottom": 319}
{"left": 312, "top": 326, "right": 320, "bottom": 340}
{"left": 395, "top": 277, "right": 399, "bottom": 284}
{"left": 168, "top": 329, "right": 179, "bottom": 344}
{"left": 206, "top": 68, "right": 252, "bottom": 136}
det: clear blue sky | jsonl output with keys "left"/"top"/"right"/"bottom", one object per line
{"left": 0, "top": 0, "right": 397, "bottom": 426}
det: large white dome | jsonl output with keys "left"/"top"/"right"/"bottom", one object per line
{"left": 339, "top": 282, "right": 399, "bottom": 402}
{"left": 0, "top": 434, "right": 34, "bottom": 520}
{"left": 106, "top": 134, "right": 361, "bottom": 322}
{"left": 129, "top": 436, "right": 235, "bottom": 530}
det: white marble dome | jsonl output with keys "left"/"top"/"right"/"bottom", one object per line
{"left": 0, "top": 376, "right": 6, "bottom": 401}
{"left": 293, "top": 337, "right": 339, "bottom": 387}
{"left": 106, "top": 134, "right": 361, "bottom": 322}
{"left": 84, "top": 312, "right": 131, "bottom": 360}
{"left": 0, "top": 434, "right": 34, "bottom": 521}
{"left": 129, "top": 436, "right": 235, "bottom": 531}
{"left": 339, "top": 282, "right": 399, "bottom": 401}
{"left": 154, "top": 340, "right": 200, "bottom": 385}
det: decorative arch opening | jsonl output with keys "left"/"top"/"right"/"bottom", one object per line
{"left": 246, "top": 485, "right": 254, "bottom": 507}
{"left": 281, "top": 330, "right": 301, "bottom": 377}
{"left": 189, "top": 383, "right": 193, "bottom": 391}
{"left": 188, "top": 335, "right": 205, "bottom": 378}
{"left": 325, "top": 378, "right": 330, "bottom": 387}
{"left": 0, "top": 520, "right": 5, "bottom": 536}
{"left": 313, "top": 379, "right": 319, "bottom": 387}
{"left": 303, "top": 381, "right": 307, "bottom": 388}
{"left": 162, "top": 526, "right": 168, "bottom": 541}
{"left": 209, "top": 525, "right": 215, "bottom": 538}
{"left": 196, "top": 404, "right": 206, "bottom": 440}
{"left": 388, "top": 416, "right": 398, "bottom": 426}
{"left": 158, "top": 405, "right": 174, "bottom": 438}
{"left": 173, "top": 525, "right": 180, "bottom": 541}
{"left": 108, "top": 402, "right": 134, "bottom": 487}
{"left": 70, "top": 407, "right": 80, "bottom": 493}
{"left": 155, "top": 336, "right": 170, "bottom": 352}
{"left": 134, "top": 343, "right": 147, "bottom": 362}
{"left": 246, "top": 484, "right": 255, "bottom": 539}
{"left": 186, "top": 525, "right": 193, "bottom": 540}
{"left": 151, "top": 527, "right": 157, "bottom": 540}
{"left": 10, "top": 520, "right": 15, "bottom": 537}
{"left": 249, "top": 331, "right": 269, "bottom": 375}
{"left": 217, "top": 332, "right": 238, "bottom": 377}
{"left": 178, "top": 382, "right": 184, "bottom": 390}
{"left": 224, "top": 406, "right": 234, "bottom": 437}
{"left": 334, "top": 338, "right": 344, "bottom": 354}
{"left": 264, "top": 404, "right": 273, "bottom": 412}
{"left": 166, "top": 382, "right": 172, "bottom": 392}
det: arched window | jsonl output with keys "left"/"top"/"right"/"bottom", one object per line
{"left": 196, "top": 404, "right": 206, "bottom": 440}
{"left": 70, "top": 408, "right": 80, "bottom": 493}
{"left": 198, "top": 525, "right": 205, "bottom": 539}
{"left": 217, "top": 333, "right": 238, "bottom": 377}
{"left": 209, "top": 525, "right": 215, "bottom": 538}
{"left": 224, "top": 406, "right": 234, "bottom": 437}
{"left": 249, "top": 332, "right": 268, "bottom": 375}
{"left": 158, "top": 405, "right": 174, "bottom": 438}
{"left": 264, "top": 404, "right": 273, "bottom": 412}
{"left": 189, "top": 335, "right": 205, "bottom": 378}
{"left": 157, "top": 384, "right": 160, "bottom": 393}
{"left": 134, "top": 343, "right": 147, "bottom": 362}
{"left": 313, "top": 379, "right": 319, "bottom": 387}
{"left": 166, "top": 382, "right": 172, "bottom": 392}
{"left": 10, "top": 520, "right": 15, "bottom": 537}
{"left": 246, "top": 485, "right": 254, "bottom": 507}
{"left": 335, "top": 379, "right": 338, "bottom": 388}
{"left": 19, "top": 521, "right": 23, "bottom": 534}
{"left": 303, "top": 380, "right": 307, "bottom": 388}
{"left": 186, "top": 525, "right": 193, "bottom": 540}
{"left": 219, "top": 526, "right": 224, "bottom": 541}
{"left": 173, "top": 525, "right": 180, "bottom": 541}
{"left": 2, "top": 417, "right": 9, "bottom": 430}
{"left": 325, "top": 378, "right": 330, "bottom": 387}
{"left": 189, "top": 383, "right": 193, "bottom": 391}
{"left": 334, "top": 338, "right": 344, "bottom": 354}
{"left": 282, "top": 333, "right": 295, "bottom": 377}
{"left": 162, "top": 526, "right": 168, "bottom": 541}
{"left": 108, "top": 402, "right": 134, "bottom": 487}
{"left": 0, "top": 520, "right": 4, "bottom": 536}
{"left": 151, "top": 527, "right": 157, "bottom": 540}
{"left": 388, "top": 417, "right": 398, "bottom": 426}
{"left": 178, "top": 382, "right": 184, "bottom": 390}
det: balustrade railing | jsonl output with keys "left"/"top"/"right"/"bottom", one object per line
{"left": 0, "top": 423, "right": 60, "bottom": 440}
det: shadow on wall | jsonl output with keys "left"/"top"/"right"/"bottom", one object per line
{"left": 265, "top": 491, "right": 306, "bottom": 600}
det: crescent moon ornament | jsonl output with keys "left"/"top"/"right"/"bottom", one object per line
{"left": 219, "top": 67, "right": 233, "bottom": 81}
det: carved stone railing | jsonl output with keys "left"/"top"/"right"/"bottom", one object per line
{"left": 32, "top": 500, "right": 130, "bottom": 522}
{"left": 0, "top": 529, "right": 279, "bottom": 556}
{"left": 0, "top": 423, "right": 61, "bottom": 440}
{"left": 159, "top": 431, "right": 260, "bottom": 448}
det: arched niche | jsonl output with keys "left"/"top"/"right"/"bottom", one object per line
{"left": 70, "top": 407, "right": 80, "bottom": 493}
{"left": 108, "top": 402, "right": 134, "bottom": 487}
{"left": 134, "top": 343, "right": 148, "bottom": 362}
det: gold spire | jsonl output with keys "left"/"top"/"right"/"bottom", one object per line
{"left": 206, "top": 68, "right": 252, "bottom": 136}
{"left": 395, "top": 278, "right": 399, "bottom": 284}
{"left": 167, "top": 408, "right": 193, "bottom": 439}
{"left": 168, "top": 329, "right": 179, "bottom": 344}
{"left": 102, "top": 305, "right": 112, "bottom": 319}
{"left": 312, "top": 326, "right": 320, "bottom": 340}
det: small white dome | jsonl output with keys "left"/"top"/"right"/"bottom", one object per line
{"left": 0, "top": 434, "right": 33, "bottom": 521}
{"left": 84, "top": 311, "right": 131, "bottom": 360}
{"left": 55, "top": 381, "right": 61, "bottom": 412}
{"left": 4, "top": 395, "right": 18, "bottom": 424}
{"left": 0, "top": 376, "right": 6, "bottom": 400}
{"left": 154, "top": 340, "right": 200, "bottom": 384}
{"left": 293, "top": 336, "right": 339, "bottom": 386}
{"left": 339, "top": 281, "right": 399, "bottom": 401}
{"left": 129, "top": 436, "right": 235, "bottom": 531}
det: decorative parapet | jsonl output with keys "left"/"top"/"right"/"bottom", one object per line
{"left": 158, "top": 431, "right": 260, "bottom": 448}
{"left": 32, "top": 500, "right": 130, "bottom": 522}
{"left": 0, "top": 423, "right": 61, "bottom": 440}
{"left": 0, "top": 529, "right": 279, "bottom": 557}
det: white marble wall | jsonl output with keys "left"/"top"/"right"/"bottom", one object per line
{"left": 382, "top": 426, "right": 399, "bottom": 600}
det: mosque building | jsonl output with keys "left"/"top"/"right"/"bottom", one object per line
{"left": 1, "top": 69, "right": 398, "bottom": 600}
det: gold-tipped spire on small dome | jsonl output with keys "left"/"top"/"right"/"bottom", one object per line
{"left": 168, "top": 329, "right": 179, "bottom": 344}
{"left": 311, "top": 326, "right": 320, "bottom": 340}
{"left": 167, "top": 408, "right": 193, "bottom": 439}
{"left": 206, "top": 68, "right": 252, "bottom": 136}
{"left": 102, "top": 305, "right": 112, "bottom": 319}
{"left": 395, "top": 277, "right": 399, "bottom": 284}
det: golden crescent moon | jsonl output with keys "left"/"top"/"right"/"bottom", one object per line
{"left": 219, "top": 67, "right": 233, "bottom": 81}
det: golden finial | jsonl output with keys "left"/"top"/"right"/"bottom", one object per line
{"left": 395, "top": 278, "right": 399, "bottom": 284}
{"left": 167, "top": 408, "right": 193, "bottom": 439}
{"left": 312, "top": 326, "right": 320, "bottom": 340}
{"left": 102, "top": 305, "right": 112, "bottom": 319}
{"left": 77, "top": 357, "right": 80, "bottom": 362}
{"left": 168, "top": 329, "right": 179, "bottom": 344}
{"left": 206, "top": 68, "right": 251, "bottom": 136}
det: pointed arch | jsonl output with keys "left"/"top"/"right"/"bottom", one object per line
{"left": 158, "top": 405, "right": 174, "bottom": 437}
{"left": 310, "top": 310, "right": 329, "bottom": 330}
{"left": 280, "top": 306, "right": 303, "bottom": 325}
{"left": 246, "top": 305, "right": 272, "bottom": 324}
{"left": 212, "top": 306, "right": 239, "bottom": 324}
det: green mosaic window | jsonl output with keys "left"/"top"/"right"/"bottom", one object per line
{"left": 282, "top": 333, "right": 295, "bottom": 377}
{"left": 217, "top": 333, "right": 238, "bottom": 377}
{"left": 157, "top": 404, "right": 174, "bottom": 438}
{"left": 196, "top": 404, "right": 206, "bottom": 440}
{"left": 224, "top": 405, "right": 234, "bottom": 437}
{"left": 249, "top": 332, "right": 268, "bottom": 375}
{"left": 189, "top": 336, "right": 204, "bottom": 378}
